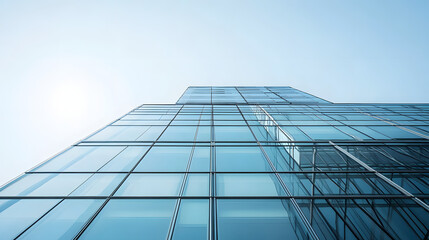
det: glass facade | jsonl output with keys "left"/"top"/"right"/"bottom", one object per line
{"left": 1, "top": 86, "right": 428, "bottom": 239}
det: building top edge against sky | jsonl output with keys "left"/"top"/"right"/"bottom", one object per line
{"left": 176, "top": 86, "right": 332, "bottom": 105}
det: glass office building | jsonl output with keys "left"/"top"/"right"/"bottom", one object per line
{"left": 1, "top": 86, "right": 428, "bottom": 239}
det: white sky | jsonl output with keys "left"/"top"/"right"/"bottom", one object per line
{"left": 1, "top": 0, "right": 429, "bottom": 185}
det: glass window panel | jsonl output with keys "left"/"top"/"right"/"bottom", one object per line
{"left": 172, "top": 199, "right": 209, "bottom": 240}
{"left": 298, "top": 126, "right": 354, "bottom": 140}
{"left": 353, "top": 126, "right": 391, "bottom": 139}
{"left": 134, "top": 147, "right": 191, "bottom": 172}
{"left": 280, "top": 126, "right": 311, "bottom": 141}
{"left": 0, "top": 174, "right": 90, "bottom": 196}
{"left": 159, "top": 126, "right": 197, "bottom": 141}
{"left": 213, "top": 114, "right": 243, "bottom": 120}
{"left": 298, "top": 198, "right": 429, "bottom": 240}
{"left": 216, "top": 147, "right": 272, "bottom": 172}
{"left": 86, "top": 126, "right": 150, "bottom": 141}
{"left": 189, "top": 147, "right": 210, "bottom": 172}
{"left": 216, "top": 174, "right": 285, "bottom": 196}
{"left": 387, "top": 173, "right": 429, "bottom": 195}
{"left": 183, "top": 174, "right": 209, "bottom": 196}
{"left": 196, "top": 126, "right": 211, "bottom": 141}
{"left": 115, "top": 174, "right": 183, "bottom": 196}
{"left": 335, "top": 126, "right": 373, "bottom": 140}
{"left": 80, "top": 199, "right": 176, "bottom": 240}
{"left": 18, "top": 199, "right": 103, "bottom": 240}
{"left": 70, "top": 174, "right": 125, "bottom": 196}
{"left": 136, "top": 126, "right": 166, "bottom": 141}
{"left": 369, "top": 126, "right": 423, "bottom": 139}
{"left": 348, "top": 145, "right": 429, "bottom": 170}
{"left": 296, "top": 146, "right": 365, "bottom": 171}
{"left": 215, "top": 126, "right": 255, "bottom": 141}
{"left": 99, "top": 147, "right": 149, "bottom": 172}
{"left": 249, "top": 125, "right": 277, "bottom": 141}
{"left": 280, "top": 173, "right": 400, "bottom": 196}
{"left": 217, "top": 199, "right": 309, "bottom": 240}
{"left": 33, "top": 146, "right": 125, "bottom": 172}
{"left": 0, "top": 199, "right": 60, "bottom": 239}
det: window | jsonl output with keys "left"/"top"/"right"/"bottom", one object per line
{"left": 80, "top": 199, "right": 176, "bottom": 239}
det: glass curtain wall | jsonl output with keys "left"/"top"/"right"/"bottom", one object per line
{"left": 0, "top": 87, "right": 428, "bottom": 240}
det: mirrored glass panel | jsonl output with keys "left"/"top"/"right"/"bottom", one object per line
{"left": 99, "top": 147, "right": 149, "bottom": 172}
{"left": 80, "top": 199, "right": 177, "bottom": 239}
{"left": 134, "top": 147, "right": 191, "bottom": 172}
{"left": 0, "top": 174, "right": 91, "bottom": 196}
{"left": 33, "top": 146, "right": 125, "bottom": 172}
{"left": 18, "top": 199, "right": 103, "bottom": 240}
{"left": 183, "top": 174, "right": 209, "bottom": 196}
{"left": 216, "top": 174, "right": 285, "bottom": 196}
{"left": 172, "top": 199, "right": 209, "bottom": 240}
{"left": 216, "top": 147, "right": 272, "bottom": 172}
{"left": 115, "top": 174, "right": 184, "bottom": 196}
{"left": 0, "top": 199, "right": 60, "bottom": 239}
{"left": 217, "top": 199, "right": 309, "bottom": 240}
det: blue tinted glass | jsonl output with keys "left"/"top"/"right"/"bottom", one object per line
{"left": 196, "top": 126, "right": 211, "bottom": 141}
{"left": 134, "top": 147, "right": 191, "bottom": 172}
{"left": 0, "top": 174, "right": 90, "bottom": 196}
{"left": 115, "top": 174, "right": 184, "bottom": 196}
{"left": 217, "top": 199, "right": 307, "bottom": 240}
{"left": 159, "top": 126, "right": 197, "bottom": 141}
{"left": 99, "top": 147, "right": 149, "bottom": 172}
{"left": 18, "top": 199, "right": 103, "bottom": 240}
{"left": 369, "top": 126, "right": 423, "bottom": 139}
{"left": 33, "top": 146, "right": 125, "bottom": 172}
{"left": 80, "top": 199, "right": 176, "bottom": 240}
{"left": 280, "top": 126, "right": 311, "bottom": 141}
{"left": 262, "top": 146, "right": 293, "bottom": 171}
{"left": 136, "top": 126, "right": 166, "bottom": 141}
{"left": 298, "top": 126, "right": 353, "bottom": 140}
{"left": 183, "top": 174, "right": 209, "bottom": 196}
{"left": 0, "top": 199, "right": 59, "bottom": 239}
{"left": 189, "top": 147, "right": 210, "bottom": 172}
{"left": 86, "top": 126, "right": 150, "bottom": 141}
{"left": 216, "top": 174, "right": 285, "bottom": 196}
{"left": 215, "top": 126, "right": 255, "bottom": 141}
{"left": 70, "top": 174, "right": 125, "bottom": 196}
{"left": 216, "top": 147, "right": 271, "bottom": 172}
{"left": 172, "top": 199, "right": 209, "bottom": 240}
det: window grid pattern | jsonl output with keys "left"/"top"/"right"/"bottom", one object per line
{"left": 0, "top": 87, "right": 428, "bottom": 240}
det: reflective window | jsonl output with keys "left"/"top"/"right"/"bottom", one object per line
{"left": 298, "top": 126, "right": 354, "bottom": 140}
{"left": 0, "top": 174, "right": 90, "bottom": 196}
{"left": 18, "top": 199, "right": 103, "bottom": 240}
{"left": 172, "top": 200, "right": 209, "bottom": 240}
{"left": 86, "top": 126, "right": 150, "bottom": 141}
{"left": 298, "top": 198, "right": 429, "bottom": 240}
{"left": 115, "top": 174, "right": 183, "bottom": 196}
{"left": 189, "top": 147, "right": 210, "bottom": 172}
{"left": 70, "top": 174, "right": 125, "bottom": 196}
{"left": 215, "top": 126, "right": 255, "bottom": 141}
{"left": 216, "top": 147, "right": 272, "bottom": 172}
{"left": 217, "top": 199, "right": 308, "bottom": 240}
{"left": 80, "top": 199, "right": 176, "bottom": 239}
{"left": 99, "top": 147, "right": 149, "bottom": 172}
{"left": 0, "top": 199, "right": 60, "bottom": 239}
{"left": 183, "top": 174, "right": 209, "bottom": 196}
{"left": 33, "top": 146, "right": 125, "bottom": 172}
{"left": 134, "top": 147, "right": 191, "bottom": 172}
{"left": 159, "top": 126, "right": 197, "bottom": 141}
{"left": 216, "top": 174, "right": 285, "bottom": 196}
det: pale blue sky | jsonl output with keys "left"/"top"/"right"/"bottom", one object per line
{"left": 0, "top": 0, "right": 428, "bottom": 185}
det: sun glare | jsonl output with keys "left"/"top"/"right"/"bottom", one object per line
{"left": 49, "top": 80, "right": 90, "bottom": 122}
